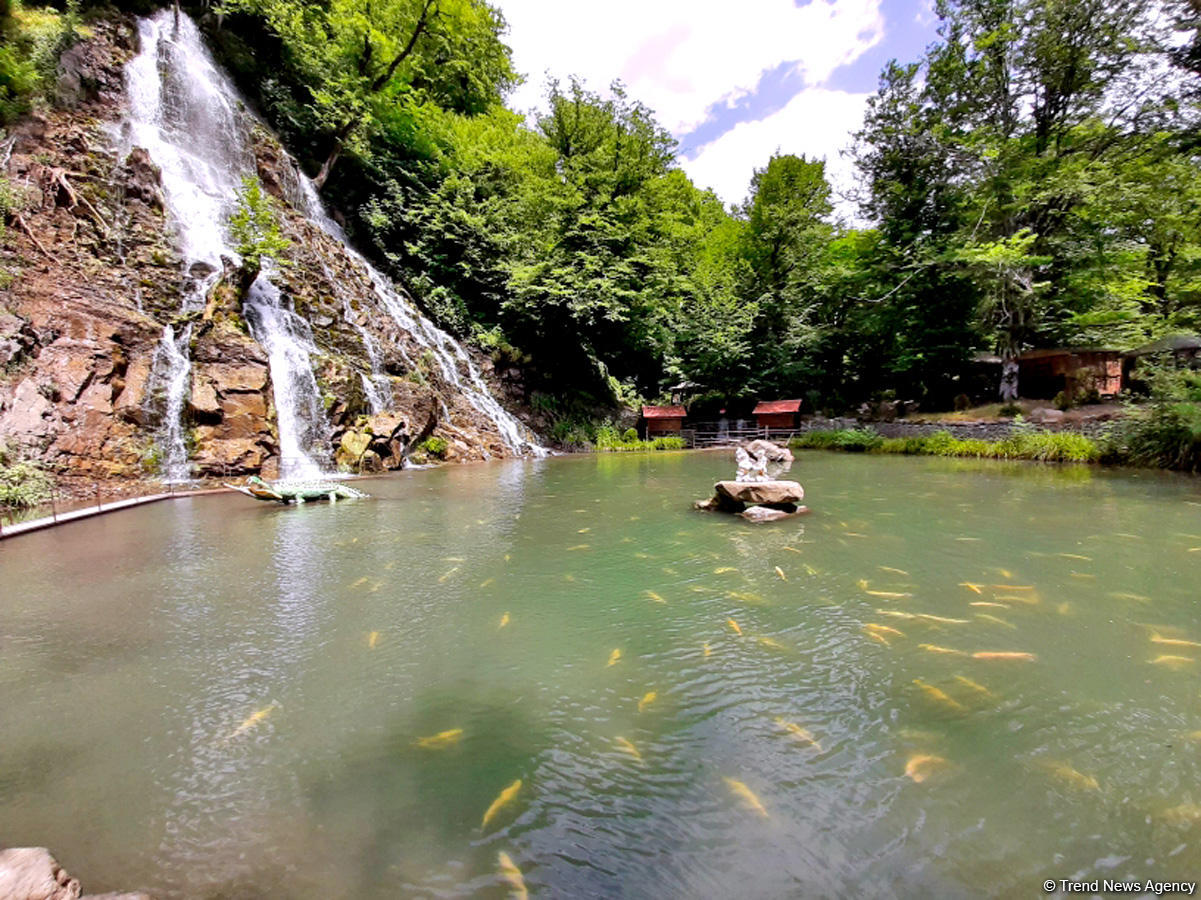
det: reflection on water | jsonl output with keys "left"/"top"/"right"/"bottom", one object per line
{"left": 2, "top": 453, "right": 1201, "bottom": 897}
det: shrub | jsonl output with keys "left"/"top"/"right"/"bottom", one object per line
{"left": 550, "top": 418, "right": 595, "bottom": 449}
{"left": 789, "top": 427, "right": 1101, "bottom": 465}
{"left": 789, "top": 430, "right": 841, "bottom": 450}
{"left": 1053, "top": 390, "right": 1071, "bottom": 411}
{"left": 953, "top": 393, "right": 971, "bottom": 412}
{"left": 878, "top": 436, "right": 928, "bottom": 454}
{"left": 1, "top": 0, "right": 79, "bottom": 125}
{"left": 593, "top": 424, "right": 624, "bottom": 450}
{"left": 229, "top": 175, "right": 291, "bottom": 280}
{"left": 0, "top": 442, "right": 52, "bottom": 508}
{"left": 833, "top": 428, "right": 882, "bottom": 452}
{"left": 1101, "top": 403, "right": 1201, "bottom": 472}
{"left": 418, "top": 435, "right": 448, "bottom": 458}
{"left": 998, "top": 403, "right": 1021, "bottom": 418}
{"left": 591, "top": 422, "right": 683, "bottom": 451}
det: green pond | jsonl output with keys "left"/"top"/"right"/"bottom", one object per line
{"left": 3, "top": 451, "right": 1201, "bottom": 898}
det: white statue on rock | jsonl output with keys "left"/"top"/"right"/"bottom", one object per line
{"left": 735, "top": 444, "right": 769, "bottom": 482}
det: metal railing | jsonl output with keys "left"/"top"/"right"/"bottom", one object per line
{"left": 678, "top": 426, "right": 802, "bottom": 448}
{"left": 0, "top": 477, "right": 234, "bottom": 539}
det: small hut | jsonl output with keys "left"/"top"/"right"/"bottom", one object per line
{"left": 753, "top": 399, "right": 803, "bottom": 431}
{"left": 1125, "top": 334, "right": 1201, "bottom": 366}
{"left": 641, "top": 405, "right": 687, "bottom": 437}
{"left": 1018, "top": 349, "right": 1123, "bottom": 399}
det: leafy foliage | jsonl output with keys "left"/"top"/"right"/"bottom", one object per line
{"left": 228, "top": 175, "right": 291, "bottom": 280}
{"left": 144, "top": 0, "right": 1201, "bottom": 431}
{"left": 0, "top": 442, "right": 53, "bottom": 508}
{"left": 790, "top": 428, "right": 1101, "bottom": 463}
{"left": 0, "top": 0, "right": 79, "bottom": 124}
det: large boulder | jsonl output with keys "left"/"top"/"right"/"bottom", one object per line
{"left": 1028, "top": 407, "right": 1065, "bottom": 425}
{"left": 714, "top": 480, "right": 804, "bottom": 507}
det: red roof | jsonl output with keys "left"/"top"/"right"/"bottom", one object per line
{"left": 642, "top": 405, "right": 686, "bottom": 419}
{"left": 753, "top": 399, "right": 803, "bottom": 415}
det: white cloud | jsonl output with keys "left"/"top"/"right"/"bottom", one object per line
{"left": 679, "top": 86, "right": 871, "bottom": 215}
{"left": 496, "top": 0, "right": 885, "bottom": 135}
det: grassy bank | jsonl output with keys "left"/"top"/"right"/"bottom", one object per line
{"left": 789, "top": 428, "right": 1101, "bottom": 463}
{"left": 789, "top": 410, "right": 1201, "bottom": 473}
{"left": 595, "top": 426, "right": 685, "bottom": 452}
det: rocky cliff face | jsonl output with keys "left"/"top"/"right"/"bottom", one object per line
{"left": 0, "top": 15, "right": 539, "bottom": 486}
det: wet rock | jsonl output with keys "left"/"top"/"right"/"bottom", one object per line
{"left": 188, "top": 379, "right": 222, "bottom": 420}
{"left": 357, "top": 448, "right": 383, "bottom": 473}
{"left": 0, "top": 847, "right": 81, "bottom": 900}
{"left": 714, "top": 480, "right": 805, "bottom": 507}
{"left": 739, "top": 504, "right": 809, "bottom": 523}
{"left": 0, "top": 847, "right": 153, "bottom": 900}
{"left": 9, "top": 115, "right": 49, "bottom": 155}
{"left": 336, "top": 429, "right": 372, "bottom": 467}
{"left": 112, "top": 355, "right": 154, "bottom": 425}
{"left": 118, "top": 148, "right": 164, "bottom": 210}
{"left": 694, "top": 491, "right": 746, "bottom": 513}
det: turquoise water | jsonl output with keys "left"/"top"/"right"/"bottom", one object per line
{"left": 2, "top": 451, "right": 1201, "bottom": 897}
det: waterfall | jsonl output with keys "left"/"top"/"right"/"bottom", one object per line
{"left": 242, "top": 273, "right": 328, "bottom": 479}
{"left": 295, "top": 167, "right": 547, "bottom": 456}
{"left": 120, "top": 10, "right": 248, "bottom": 478}
{"left": 147, "top": 323, "right": 193, "bottom": 481}
{"left": 121, "top": 9, "right": 543, "bottom": 478}
{"left": 120, "top": 10, "right": 333, "bottom": 478}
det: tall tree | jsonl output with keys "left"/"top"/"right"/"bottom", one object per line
{"left": 739, "top": 153, "right": 834, "bottom": 394}
{"left": 222, "top": 0, "right": 518, "bottom": 187}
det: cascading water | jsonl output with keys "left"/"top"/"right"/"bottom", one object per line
{"left": 121, "top": 10, "right": 248, "bottom": 479}
{"left": 119, "top": 10, "right": 336, "bottom": 477}
{"left": 147, "top": 323, "right": 194, "bottom": 480}
{"left": 241, "top": 272, "right": 327, "bottom": 478}
{"left": 294, "top": 178, "right": 547, "bottom": 456}
{"left": 121, "top": 8, "right": 543, "bottom": 475}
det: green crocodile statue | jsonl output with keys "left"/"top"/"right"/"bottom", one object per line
{"left": 225, "top": 475, "right": 369, "bottom": 504}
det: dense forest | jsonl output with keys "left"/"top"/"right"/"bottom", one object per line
{"left": 4, "top": 0, "right": 1201, "bottom": 439}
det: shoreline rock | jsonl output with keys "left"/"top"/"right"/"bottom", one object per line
{"left": 0, "top": 847, "right": 151, "bottom": 900}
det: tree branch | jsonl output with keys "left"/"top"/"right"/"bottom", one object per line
{"left": 369, "top": 0, "right": 436, "bottom": 94}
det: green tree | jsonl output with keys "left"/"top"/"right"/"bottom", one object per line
{"left": 221, "top": 0, "right": 518, "bottom": 187}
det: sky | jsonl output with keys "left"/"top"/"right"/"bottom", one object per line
{"left": 494, "top": 0, "right": 940, "bottom": 217}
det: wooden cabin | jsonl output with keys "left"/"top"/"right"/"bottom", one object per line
{"left": 753, "top": 399, "right": 803, "bottom": 430}
{"left": 641, "top": 405, "right": 686, "bottom": 437}
{"left": 1018, "top": 349, "right": 1123, "bottom": 400}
